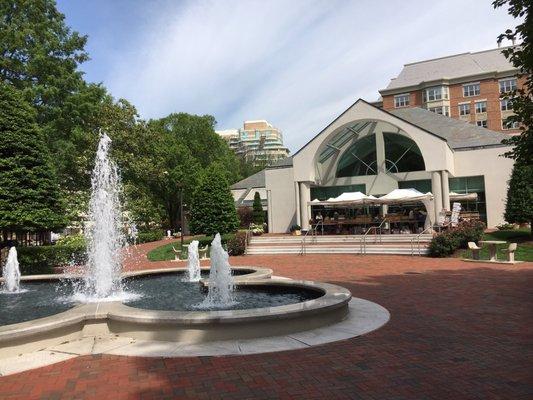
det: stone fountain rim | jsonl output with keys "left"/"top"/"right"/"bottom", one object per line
{"left": 0, "top": 278, "right": 351, "bottom": 342}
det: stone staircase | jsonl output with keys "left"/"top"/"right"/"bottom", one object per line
{"left": 246, "top": 234, "right": 433, "bottom": 256}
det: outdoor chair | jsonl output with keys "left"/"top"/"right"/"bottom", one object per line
{"left": 199, "top": 245, "right": 209, "bottom": 259}
{"left": 468, "top": 242, "right": 482, "bottom": 260}
{"left": 502, "top": 243, "right": 517, "bottom": 263}
{"left": 172, "top": 245, "right": 181, "bottom": 261}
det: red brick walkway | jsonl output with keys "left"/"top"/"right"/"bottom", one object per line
{"left": 1, "top": 240, "right": 532, "bottom": 399}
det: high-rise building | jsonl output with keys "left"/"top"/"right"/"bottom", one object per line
{"left": 378, "top": 46, "right": 524, "bottom": 134}
{"left": 216, "top": 120, "right": 289, "bottom": 165}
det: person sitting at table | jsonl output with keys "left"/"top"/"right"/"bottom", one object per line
{"left": 408, "top": 209, "right": 414, "bottom": 219}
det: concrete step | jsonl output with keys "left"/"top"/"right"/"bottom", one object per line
{"left": 246, "top": 247, "right": 429, "bottom": 255}
{"left": 246, "top": 243, "right": 429, "bottom": 255}
{"left": 250, "top": 234, "right": 433, "bottom": 244}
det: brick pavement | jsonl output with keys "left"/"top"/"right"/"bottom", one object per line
{"left": 1, "top": 239, "right": 532, "bottom": 399}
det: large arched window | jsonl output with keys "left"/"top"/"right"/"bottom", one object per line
{"left": 336, "top": 134, "right": 377, "bottom": 177}
{"left": 383, "top": 132, "right": 425, "bottom": 173}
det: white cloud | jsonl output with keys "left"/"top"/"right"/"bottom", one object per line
{"left": 104, "top": 0, "right": 519, "bottom": 152}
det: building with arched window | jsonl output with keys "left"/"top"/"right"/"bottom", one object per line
{"left": 259, "top": 99, "right": 514, "bottom": 232}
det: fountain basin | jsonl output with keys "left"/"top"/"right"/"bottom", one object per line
{"left": 0, "top": 276, "right": 351, "bottom": 358}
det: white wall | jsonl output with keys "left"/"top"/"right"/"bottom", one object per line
{"left": 454, "top": 146, "right": 514, "bottom": 227}
{"left": 265, "top": 167, "right": 297, "bottom": 233}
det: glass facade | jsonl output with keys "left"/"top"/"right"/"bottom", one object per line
{"left": 383, "top": 132, "right": 425, "bottom": 173}
{"left": 336, "top": 134, "right": 377, "bottom": 177}
{"left": 311, "top": 184, "right": 366, "bottom": 201}
{"left": 449, "top": 175, "right": 486, "bottom": 222}
{"left": 398, "top": 179, "right": 432, "bottom": 193}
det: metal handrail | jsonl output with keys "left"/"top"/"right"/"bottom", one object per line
{"left": 300, "top": 220, "right": 324, "bottom": 255}
{"left": 244, "top": 223, "right": 253, "bottom": 255}
{"left": 360, "top": 218, "right": 388, "bottom": 255}
{"left": 410, "top": 226, "right": 434, "bottom": 256}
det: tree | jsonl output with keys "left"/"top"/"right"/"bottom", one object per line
{"left": 0, "top": 83, "right": 66, "bottom": 234}
{"left": 493, "top": 0, "right": 532, "bottom": 165}
{"left": 0, "top": 0, "right": 108, "bottom": 189}
{"left": 252, "top": 191, "right": 265, "bottom": 224}
{"left": 504, "top": 162, "right": 533, "bottom": 233}
{"left": 189, "top": 165, "right": 239, "bottom": 236}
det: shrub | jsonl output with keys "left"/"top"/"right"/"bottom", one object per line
{"left": 428, "top": 220, "right": 485, "bottom": 258}
{"left": 237, "top": 206, "right": 253, "bottom": 228}
{"left": 56, "top": 234, "right": 86, "bottom": 247}
{"left": 17, "top": 243, "right": 86, "bottom": 275}
{"left": 428, "top": 234, "right": 459, "bottom": 257}
{"left": 250, "top": 223, "right": 264, "bottom": 236}
{"left": 137, "top": 230, "right": 164, "bottom": 244}
{"left": 252, "top": 191, "right": 265, "bottom": 224}
{"left": 196, "top": 233, "right": 235, "bottom": 248}
{"left": 227, "top": 231, "right": 247, "bottom": 256}
{"left": 496, "top": 223, "right": 515, "bottom": 230}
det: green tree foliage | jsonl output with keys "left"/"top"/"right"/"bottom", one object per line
{"left": 189, "top": 165, "right": 239, "bottom": 236}
{"left": 504, "top": 162, "right": 533, "bottom": 231}
{"left": 0, "top": 83, "right": 66, "bottom": 232}
{"left": 493, "top": 0, "right": 532, "bottom": 165}
{"left": 252, "top": 191, "right": 264, "bottom": 224}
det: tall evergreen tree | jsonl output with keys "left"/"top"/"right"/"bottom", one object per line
{"left": 504, "top": 162, "right": 533, "bottom": 233}
{"left": 189, "top": 165, "right": 239, "bottom": 236}
{"left": 252, "top": 191, "right": 265, "bottom": 224}
{"left": 0, "top": 83, "right": 66, "bottom": 233}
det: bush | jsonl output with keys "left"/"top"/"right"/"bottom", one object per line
{"left": 196, "top": 233, "right": 235, "bottom": 248}
{"left": 250, "top": 223, "right": 264, "bottom": 236}
{"left": 237, "top": 207, "right": 253, "bottom": 228}
{"left": 137, "top": 230, "right": 164, "bottom": 244}
{"left": 429, "top": 220, "right": 485, "bottom": 258}
{"left": 17, "top": 243, "right": 86, "bottom": 275}
{"left": 252, "top": 191, "right": 265, "bottom": 224}
{"left": 56, "top": 234, "right": 86, "bottom": 247}
{"left": 227, "top": 231, "right": 247, "bottom": 256}
{"left": 496, "top": 223, "right": 515, "bottom": 230}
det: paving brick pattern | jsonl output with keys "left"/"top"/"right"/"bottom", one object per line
{"left": 1, "top": 239, "right": 532, "bottom": 399}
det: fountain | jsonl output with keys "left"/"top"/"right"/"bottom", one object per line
{"left": 200, "top": 233, "right": 235, "bottom": 307}
{"left": 78, "top": 133, "right": 125, "bottom": 300}
{"left": 184, "top": 240, "right": 201, "bottom": 282}
{"left": 2, "top": 247, "right": 21, "bottom": 293}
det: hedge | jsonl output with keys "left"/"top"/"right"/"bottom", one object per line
{"left": 137, "top": 230, "right": 165, "bottom": 244}
{"left": 16, "top": 244, "right": 87, "bottom": 275}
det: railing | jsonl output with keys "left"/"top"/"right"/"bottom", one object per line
{"left": 410, "top": 226, "right": 434, "bottom": 256}
{"left": 244, "top": 224, "right": 253, "bottom": 255}
{"left": 299, "top": 220, "right": 324, "bottom": 255}
{"left": 360, "top": 218, "right": 388, "bottom": 255}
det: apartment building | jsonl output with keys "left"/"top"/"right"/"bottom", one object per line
{"left": 378, "top": 47, "right": 524, "bottom": 134}
{"left": 217, "top": 120, "right": 289, "bottom": 165}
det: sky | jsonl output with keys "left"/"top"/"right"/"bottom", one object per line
{"left": 56, "top": 0, "right": 519, "bottom": 152}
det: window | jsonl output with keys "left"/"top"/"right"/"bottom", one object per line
{"left": 383, "top": 132, "right": 425, "bottom": 173}
{"left": 463, "top": 83, "right": 480, "bottom": 97}
{"left": 499, "top": 78, "right": 517, "bottom": 93}
{"left": 336, "top": 134, "right": 377, "bottom": 177}
{"left": 502, "top": 118, "right": 520, "bottom": 130}
{"left": 449, "top": 176, "right": 486, "bottom": 222}
{"left": 500, "top": 99, "right": 513, "bottom": 111}
{"left": 476, "top": 120, "right": 487, "bottom": 128}
{"left": 475, "top": 101, "right": 487, "bottom": 114}
{"left": 424, "top": 86, "right": 449, "bottom": 101}
{"left": 399, "top": 179, "right": 432, "bottom": 193}
{"left": 394, "top": 94, "right": 410, "bottom": 108}
{"left": 459, "top": 104, "right": 470, "bottom": 116}
{"left": 427, "top": 106, "right": 450, "bottom": 116}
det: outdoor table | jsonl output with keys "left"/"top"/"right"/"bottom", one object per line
{"left": 479, "top": 240, "right": 507, "bottom": 262}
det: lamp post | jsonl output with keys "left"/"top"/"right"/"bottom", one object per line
{"left": 179, "top": 185, "right": 184, "bottom": 248}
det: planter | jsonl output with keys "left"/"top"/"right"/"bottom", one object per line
{"left": 292, "top": 230, "right": 301, "bottom": 236}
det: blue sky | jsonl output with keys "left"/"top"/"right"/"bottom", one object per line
{"left": 57, "top": 0, "right": 518, "bottom": 152}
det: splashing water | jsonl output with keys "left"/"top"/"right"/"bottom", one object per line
{"left": 2, "top": 247, "right": 21, "bottom": 293}
{"left": 199, "top": 233, "right": 235, "bottom": 308}
{"left": 185, "top": 240, "right": 201, "bottom": 282}
{"left": 78, "top": 133, "right": 126, "bottom": 300}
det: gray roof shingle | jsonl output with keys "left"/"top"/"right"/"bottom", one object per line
{"left": 230, "top": 169, "right": 265, "bottom": 190}
{"left": 389, "top": 107, "right": 509, "bottom": 150}
{"left": 382, "top": 47, "right": 516, "bottom": 91}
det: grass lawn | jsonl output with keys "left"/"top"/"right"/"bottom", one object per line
{"left": 457, "top": 228, "right": 533, "bottom": 262}
{"left": 147, "top": 234, "right": 236, "bottom": 261}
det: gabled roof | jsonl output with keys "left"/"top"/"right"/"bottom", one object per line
{"left": 389, "top": 107, "right": 509, "bottom": 150}
{"left": 382, "top": 47, "right": 517, "bottom": 92}
{"left": 230, "top": 169, "right": 265, "bottom": 190}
